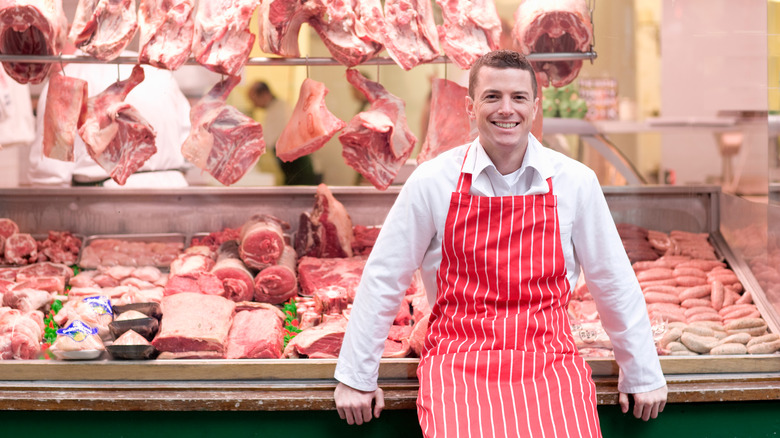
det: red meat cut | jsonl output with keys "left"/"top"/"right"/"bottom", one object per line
{"left": 226, "top": 308, "right": 284, "bottom": 359}
{"left": 339, "top": 69, "right": 416, "bottom": 190}
{"left": 257, "top": 0, "right": 312, "bottom": 58}
{"left": 191, "top": 0, "right": 257, "bottom": 76}
{"left": 254, "top": 244, "right": 298, "bottom": 304}
{"left": 306, "top": 0, "right": 383, "bottom": 67}
{"left": 42, "top": 74, "right": 88, "bottom": 162}
{"left": 212, "top": 240, "right": 255, "bottom": 302}
{"left": 78, "top": 64, "right": 158, "bottom": 186}
{"left": 239, "top": 214, "right": 287, "bottom": 271}
{"left": 0, "top": 218, "right": 19, "bottom": 239}
{"left": 0, "top": 308, "right": 43, "bottom": 359}
{"left": 4, "top": 233, "right": 37, "bottom": 265}
{"left": 0, "top": 0, "right": 67, "bottom": 84}
{"left": 512, "top": 0, "right": 593, "bottom": 87}
{"left": 152, "top": 292, "right": 236, "bottom": 355}
{"left": 138, "top": 0, "right": 194, "bottom": 70}
{"left": 69, "top": 0, "right": 138, "bottom": 61}
{"left": 181, "top": 74, "right": 266, "bottom": 186}
{"left": 294, "top": 184, "right": 355, "bottom": 258}
{"left": 283, "top": 315, "right": 347, "bottom": 358}
{"left": 417, "top": 78, "right": 476, "bottom": 163}
{"left": 275, "top": 78, "right": 346, "bottom": 163}
{"left": 297, "top": 255, "right": 367, "bottom": 300}
{"left": 436, "top": 0, "right": 502, "bottom": 70}
{"left": 382, "top": 0, "right": 440, "bottom": 70}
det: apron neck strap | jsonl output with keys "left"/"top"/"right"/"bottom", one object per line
{"left": 456, "top": 145, "right": 473, "bottom": 194}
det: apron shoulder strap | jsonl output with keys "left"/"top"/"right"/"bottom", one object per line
{"left": 456, "top": 145, "right": 473, "bottom": 194}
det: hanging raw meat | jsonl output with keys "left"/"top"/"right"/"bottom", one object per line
{"left": 78, "top": 64, "right": 158, "bottom": 186}
{"left": 306, "top": 0, "right": 383, "bottom": 67}
{"left": 42, "top": 73, "right": 88, "bottom": 162}
{"left": 417, "top": 78, "right": 475, "bottom": 163}
{"left": 0, "top": 0, "right": 67, "bottom": 84}
{"left": 338, "top": 69, "right": 416, "bottom": 190}
{"left": 180, "top": 74, "right": 266, "bottom": 186}
{"left": 512, "top": 0, "right": 593, "bottom": 87}
{"left": 191, "top": 0, "right": 257, "bottom": 76}
{"left": 382, "top": 0, "right": 440, "bottom": 71}
{"left": 257, "top": 0, "right": 313, "bottom": 58}
{"left": 138, "top": 0, "right": 195, "bottom": 70}
{"left": 275, "top": 78, "right": 346, "bottom": 162}
{"left": 435, "top": 0, "right": 502, "bottom": 70}
{"left": 69, "top": 0, "right": 138, "bottom": 61}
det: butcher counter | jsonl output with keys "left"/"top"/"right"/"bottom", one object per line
{"left": 1, "top": 185, "right": 779, "bottom": 438}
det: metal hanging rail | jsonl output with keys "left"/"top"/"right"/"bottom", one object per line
{"left": 0, "top": 52, "right": 598, "bottom": 67}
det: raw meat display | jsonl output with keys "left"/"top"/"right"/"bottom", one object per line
{"left": 275, "top": 78, "right": 346, "bottom": 162}
{"left": 225, "top": 307, "right": 284, "bottom": 359}
{"left": 294, "top": 184, "right": 355, "bottom": 258}
{"left": 152, "top": 292, "right": 236, "bottom": 355}
{"left": 512, "top": 0, "right": 593, "bottom": 87}
{"left": 239, "top": 214, "right": 288, "bottom": 271}
{"left": 138, "top": 0, "right": 195, "bottom": 70}
{"left": 54, "top": 295, "right": 113, "bottom": 341}
{"left": 0, "top": 218, "right": 18, "bottom": 238}
{"left": 169, "top": 247, "right": 216, "bottom": 276}
{"left": 0, "top": 307, "right": 43, "bottom": 359}
{"left": 79, "top": 238, "right": 183, "bottom": 268}
{"left": 408, "top": 312, "right": 429, "bottom": 356}
{"left": 339, "top": 69, "right": 417, "bottom": 190}
{"left": 50, "top": 319, "right": 105, "bottom": 357}
{"left": 212, "top": 240, "right": 255, "bottom": 302}
{"left": 283, "top": 314, "right": 347, "bottom": 358}
{"left": 3, "top": 287, "right": 52, "bottom": 312}
{"left": 0, "top": 0, "right": 67, "bottom": 84}
{"left": 312, "top": 285, "right": 349, "bottom": 316}
{"left": 79, "top": 65, "right": 157, "bottom": 186}
{"left": 306, "top": 0, "right": 383, "bottom": 67}
{"left": 297, "top": 255, "right": 367, "bottom": 299}
{"left": 416, "top": 78, "right": 475, "bottom": 164}
{"left": 42, "top": 74, "right": 88, "bottom": 162}
{"left": 113, "top": 329, "right": 152, "bottom": 346}
{"left": 35, "top": 231, "right": 82, "bottom": 265}
{"left": 382, "top": 0, "right": 440, "bottom": 70}
{"left": 254, "top": 244, "right": 298, "bottom": 304}
{"left": 435, "top": 0, "right": 502, "bottom": 70}
{"left": 164, "top": 271, "right": 225, "bottom": 297}
{"left": 191, "top": 0, "right": 257, "bottom": 76}
{"left": 16, "top": 262, "right": 73, "bottom": 284}
{"left": 69, "top": 0, "right": 138, "bottom": 61}
{"left": 191, "top": 227, "right": 240, "bottom": 252}
{"left": 257, "top": 0, "right": 311, "bottom": 58}
{"left": 382, "top": 324, "right": 411, "bottom": 358}
{"left": 181, "top": 74, "right": 266, "bottom": 186}
{"left": 4, "top": 233, "right": 37, "bottom": 265}
{"left": 351, "top": 225, "right": 379, "bottom": 255}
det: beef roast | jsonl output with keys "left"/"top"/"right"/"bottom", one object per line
{"left": 69, "top": 0, "right": 138, "bottom": 61}
{"left": 78, "top": 65, "right": 158, "bottom": 186}
{"left": 225, "top": 308, "right": 284, "bottom": 359}
{"left": 294, "top": 184, "right": 355, "bottom": 258}
{"left": 0, "top": 0, "right": 67, "bottom": 84}
{"left": 283, "top": 315, "right": 347, "bottom": 358}
{"left": 417, "top": 78, "right": 476, "bottom": 163}
{"left": 339, "top": 69, "right": 416, "bottom": 190}
{"left": 212, "top": 240, "right": 255, "bottom": 302}
{"left": 4, "top": 233, "right": 37, "bottom": 265}
{"left": 239, "top": 214, "right": 287, "bottom": 271}
{"left": 152, "top": 292, "right": 236, "bottom": 355}
{"left": 181, "top": 74, "right": 266, "bottom": 186}
{"left": 297, "top": 255, "right": 367, "bottom": 299}
{"left": 254, "top": 244, "right": 298, "bottom": 304}
{"left": 0, "top": 218, "right": 19, "bottom": 239}
{"left": 275, "top": 78, "right": 346, "bottom": 163}
{"left": 138, "top": 0, "right": 195, "bottom": 70}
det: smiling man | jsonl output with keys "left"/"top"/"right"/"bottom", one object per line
{"left": 334, "top": 50, "right": 667, "bottom": 437}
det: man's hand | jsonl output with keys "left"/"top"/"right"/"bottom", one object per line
{"left": 619, "top": 385, "right": 668, "bottom": 421}
{"left": 334, "top": 382, "right": 385, "bottom": 425}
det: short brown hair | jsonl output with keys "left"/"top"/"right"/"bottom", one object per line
{"left": 468, "top": 50, "right": 537, "bottom": 99}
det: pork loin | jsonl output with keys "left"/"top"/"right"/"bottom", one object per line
{"left": 225, "top": 308, "right": 284, "bottom": 359}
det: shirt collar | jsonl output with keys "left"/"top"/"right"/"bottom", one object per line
{"left": 464, "top": 134, "right": 554, "bottom": 182}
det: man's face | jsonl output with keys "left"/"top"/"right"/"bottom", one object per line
{"left": 249, "top": 90, "right": 272, "bottom": 109}
{"left": 466, "top": 66, "right": 538, "bottom": 154}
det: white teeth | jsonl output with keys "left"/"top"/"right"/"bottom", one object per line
{"left": 495, "top": 122, "right": 517, "bottom": 129}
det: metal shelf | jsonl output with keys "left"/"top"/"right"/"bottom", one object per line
{"left": 0, "top": 52, "right": 598, "bottom": 67}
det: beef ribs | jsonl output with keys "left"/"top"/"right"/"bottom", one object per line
{"left": 435, "top": 0, "right": 501, "bottom": 70}
{"left": 138, "top": 0, "right": 195, "bottom": 70}
{"left": 512, "top": 0, "right": 593, "bottom": 87}
{"left": 0, "top": 0, "right": 67, "bottom": 84}
{"left": 152, "top": 292, "right": 236, "bottom": 355}
{"left": 69, "top": 0, "right": 138, "bottom": 61}
{"left": 275, "top": 78, "right": 346, "bottom": 163}
{"left": 78, "top": 65, "right": 158, "bottom": 186}
{"left": 191, "top": 0, "right": 257, "bottom": 76}
{"left": 254, "top": 244, "right": 298, "bottom": 304}
{"left": 226, "top": 308, "right": 284, "bottom": 359}
{"left": 181, "top": 74, "right": 266, "bottom": 186}
{"left": 339, "top": 69, "right": 416, "bottom": 190}
{"left": 42, "top": 74, "right": 88, "bottom": 162}
{"left": 382, "top": 0, "right": 440, "bottom": 70}
{"left": 417, "top": 78, "right": 476, "bottom": 163}
{"left": 294, "top": 184, "right": 355, "bottom": 258}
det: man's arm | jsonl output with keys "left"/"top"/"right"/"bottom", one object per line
{"left": 620, "top": 385, "right": 668, "bottom": 421}
{"left": 334, "top": 382, "right": 385, "bottom": 425}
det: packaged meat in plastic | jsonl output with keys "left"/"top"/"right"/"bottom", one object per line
{"left": 50, "top": 319, "right": 105, "bottom": 360}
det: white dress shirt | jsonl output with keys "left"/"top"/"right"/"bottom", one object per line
{"left": 335, "top": 134, "right": 666, "bottom": 395}
{"left": 25, "top": 52, "right": 192, "bottom": 187}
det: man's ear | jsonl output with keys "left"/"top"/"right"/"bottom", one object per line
{"left": 465, "top": 96, "right": 475, "bottom": 120}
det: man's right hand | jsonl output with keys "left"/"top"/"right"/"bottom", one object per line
{"left": 334, "top": 382, "right": 385, "bottom": 425}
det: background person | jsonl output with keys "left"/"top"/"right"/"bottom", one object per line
{"left": 333, "top": 50, "right": 667, "bottom": 435}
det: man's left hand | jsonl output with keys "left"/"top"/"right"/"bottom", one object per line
{"left": 619, "top": 385, "right": 668, "bottom": 421}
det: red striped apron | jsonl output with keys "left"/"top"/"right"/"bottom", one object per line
{"left": 416, "top": 152, "right": 601, "bottom": 438}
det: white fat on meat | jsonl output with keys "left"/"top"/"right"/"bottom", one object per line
{"left": 69, "top": 0, "right": 138, "bottom": 61}
{"left": 138, "top": 0, "right": 194, "bottom": 70}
